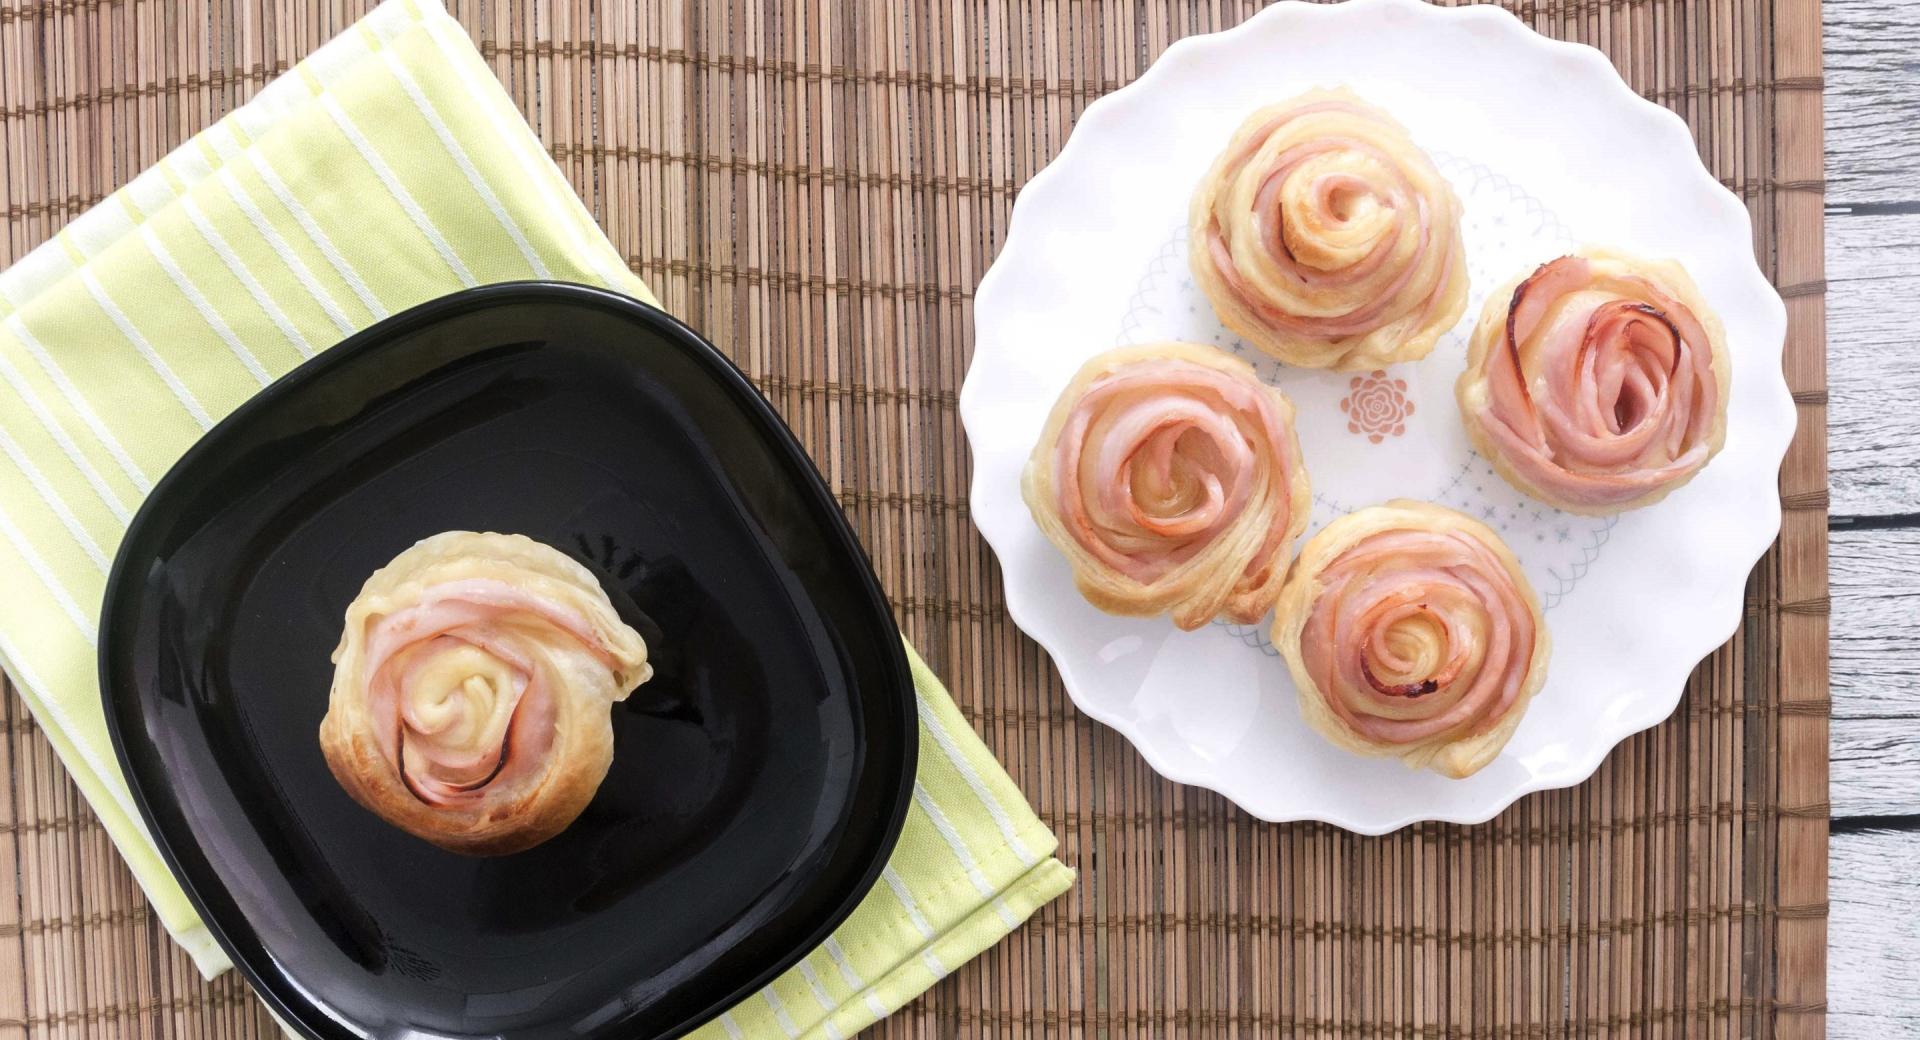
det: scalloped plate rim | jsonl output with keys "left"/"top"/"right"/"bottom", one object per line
{"left": 960, "top": 0, "right": 1794, "bottom": 834}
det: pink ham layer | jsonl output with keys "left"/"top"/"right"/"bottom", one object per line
{"left": 1474, "top": 256, "right": 1720, "bottom": 509}
{"left": 1299, "top": 529, "right": 1536, "bottom": 746}
{"left": 1199, "top": 103, "right": 1456, "bottom": 341}
{"left": 1053, "top": 359, "right": 1297, "bottom": 590}
{"left": 360, "top": 577, "right": 612, "bottom": 807}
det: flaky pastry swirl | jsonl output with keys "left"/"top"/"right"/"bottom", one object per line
{"left": 1456, "top": 248, "right": 1731, "bottom": 514}
{"left": 1023, "top": 342, "right": 1311, "bottom": 630}
{"left": 319, "top": 531, "right": 651, "bottom": 855}
{"left": 1273, "top": 501, "right": 1549, "bottom": 778}
{"left": 1189, "top": 88, "right": 1468, "bottom": 371}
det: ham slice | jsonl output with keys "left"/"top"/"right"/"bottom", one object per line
{"left": 1298, "top": 529, "right": 1537, "bottom": 747}
{"left": 1022, "top": 343, "right": 1311, "bottom": 630}
{"left": 1053, "top": 358, "right": 1296, "bottom": 588}
{"left": 1471, "top": 255, "right": 1722, "bottom": 510}
{"left": 361, "top": 578, "right": 612, "bottom": 808}
{"left": 1188, "top": 89, "right": 1467, "bottom": 369}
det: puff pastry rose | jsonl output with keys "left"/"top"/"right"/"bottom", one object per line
{"left": 1273, "top": 501, "right": 1548, "bottom": 779}
{"left": 1190, "top": 88, "right": 1469, "bottom": 371}
{"left": 1456, "top": 248, "right": 1731, "bottom": 514}
{"left": 1023, "top": 342, "right": 1311, "bottom": 630}
{"left": 319, "top": 531, "right": 651, "bottom": 855}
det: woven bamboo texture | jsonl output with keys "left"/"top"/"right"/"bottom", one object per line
{"left": 0, "top": 1, "right": 1827, "bottom": 1037}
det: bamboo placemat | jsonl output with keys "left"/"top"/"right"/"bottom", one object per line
{"left": 0, "top": 1, "right": 1827, "bottom": 1036}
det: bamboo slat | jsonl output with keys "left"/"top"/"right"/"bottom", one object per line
{"left": 0, "top": 1, "right": 1827, "bottom": 1036}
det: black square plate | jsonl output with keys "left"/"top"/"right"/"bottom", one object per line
{"left": 99, "top": 283, "right": 916, "bottom": 1039}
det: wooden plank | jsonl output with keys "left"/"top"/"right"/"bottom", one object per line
{"left": 1830, "top": 829, "right": 1920, "bottom": 1039}
{"left": 1824, "top": 0, "right": 1920, "bottom": 206}
{"left": 1825, "top": 1, "right": 1920, "bottom": 1034}
{"left": 1831, "top": 527, "right": 1920, "bottom": 817}
{"left": 1827, "top": 212, "right": 1920, "bottom": 517}
{"left": 1772, "top": 2, "right": 1830, "bottom": 1035}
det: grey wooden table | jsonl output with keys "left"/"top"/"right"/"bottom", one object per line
{"left": 1825, "top": 0, "right": 1920, "bottom": 1035}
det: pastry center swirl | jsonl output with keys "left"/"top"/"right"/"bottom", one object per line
{"left": 1301, "top": 529, "right": 1537, "bottom": 746}
{"left": 363, "top": 578, "right": 610, "bottom": 808}
{"left": 1466, "top": 255, "right": 1724, "bottom": 509}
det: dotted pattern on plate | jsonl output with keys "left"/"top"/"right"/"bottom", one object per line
{"left": 1115, "top": 153, "right": 1618, "bottom": 655}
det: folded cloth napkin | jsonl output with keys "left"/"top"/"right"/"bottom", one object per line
{"left": 0, "top": 0, "right": 1072, "bottom": 1034}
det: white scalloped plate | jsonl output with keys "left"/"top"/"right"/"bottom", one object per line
{"left": 960, "top": 0, "right": 1793, "bottom": 833}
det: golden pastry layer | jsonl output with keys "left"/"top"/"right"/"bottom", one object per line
{"left": 1273, "top": 501, "right": 1549, "bottom": 779}
{"left": 1189, "top": 88, "right": 1468, "bottom": 371}
{"left": 1456, "top": 248, "right": 1731, "bottom": 514}
{"left": 319, "top": 531, "right": 652, "bottom": 855}
{"left": 1023, "top": 342, "right": 1311, "bottom": 630}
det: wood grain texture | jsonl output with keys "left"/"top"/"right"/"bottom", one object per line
{"left": 1775, "top": 3, "right": 1831, "bottom": 1036}
{"left": 0, "top": 1, "right": 1826, "bottom": 1037}
{"left": 1824, "top": 0, "right": 1920, "bottom": 1029}
{"left": 1830, "top": 528, "right": 1920, "bottom": 816}
{"left": 1824, "top": 0, "right": 1920, "bottom": 206}
{"left": 1827, "top": 213, "right": 1920, "bottom": 517}
{"left": 1830, "top": 829, "right": 1920, "bottom": 1039}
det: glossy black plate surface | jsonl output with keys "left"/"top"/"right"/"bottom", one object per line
{"left": 99, "top": 283, "right": 916, "bottom": 1040}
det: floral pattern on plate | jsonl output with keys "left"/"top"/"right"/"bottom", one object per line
{"left": 1117, "top": 154, "right": 1615, "bottom": 645}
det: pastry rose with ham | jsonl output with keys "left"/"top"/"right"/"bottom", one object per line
{"left": 1456, "top": 248, "right": 1731, "bottom": 514}
{"left": 320, "top": 531, "right": 651, "bottom": 855}
{"left": 1273, "top": 501, "right": 1549, "bottom": 779}
{"left": 1023, "top": 342, "right": 1311, "bottom": 630}
{"left": 1190, "top": 88, "right": 1468, "bottom": 371}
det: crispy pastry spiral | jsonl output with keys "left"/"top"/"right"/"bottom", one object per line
{"left": 1273, "top": 501, "right": 1549, "bottom": 778}
{"left": 1023, "top": 342, "right": 1311, "bottom": 630}
{"left": 1189, "top": 88, "right": 1469, "bottom": 371}
{"left": 320, "top": 532, "right": 651, "bottom": 855}
{"left": 1456, "top": 249, "right": 1731, "bottom": 514}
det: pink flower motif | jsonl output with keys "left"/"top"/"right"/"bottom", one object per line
{"left": 1339, "top": 370, "right": 1415, "bottom": 444}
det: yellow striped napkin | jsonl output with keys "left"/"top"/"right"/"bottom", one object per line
{"left": 0, "top": 1, "right": 1071, "bottom": 1035}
